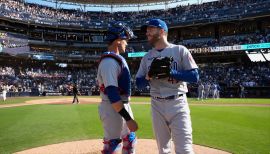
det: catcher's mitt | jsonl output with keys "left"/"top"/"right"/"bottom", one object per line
{"left": 148, "top": 56, "right": 173, "bottom": 79}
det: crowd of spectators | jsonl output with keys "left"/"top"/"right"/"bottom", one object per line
{"left": 0, "top": 0, "right": 269, "bottom": 28}
{"left": 131, "top": 62, "right": 270, "bottom": 97}
{"left": 0, "top": 66, "right": 97, "bottom": 96}
{"left": 178, "top": 33, "right": 270, "bottom": 49}
{"left": 1, "top": 0, "right": 269, "bottom": 55}
{"left": 24, "top": 31, "right": 270, "bottom": 57}
{"left": 1, "top": 0, "right": 269, "bottom": 98}
{"left": 196, "top": 62, "right": 270, "bottom": 87}
{"left": 0, "top": 67, "right": 15, "bottom": 76}
{"left": 1, "top": 62, "right": 269, "bottom": 97}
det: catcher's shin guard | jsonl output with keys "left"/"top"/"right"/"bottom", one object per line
{"left": 122, "top": 132, "right": 137, "bottom": 154}
{"left": 102, "top": 138, "right": 122, "bottom": 154}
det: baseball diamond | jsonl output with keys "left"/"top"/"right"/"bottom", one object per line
{"left": 0, "top": 0, "right": 270, "bottom": 153}
{"left": 0, "top": 97, "right": 269, "bottom": 154}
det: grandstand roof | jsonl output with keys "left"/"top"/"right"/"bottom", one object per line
{"left": 51, "top": 0, "right": 187, "bottom": 6}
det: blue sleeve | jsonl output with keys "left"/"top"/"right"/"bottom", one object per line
{"left": 170, "top": 68, "right": 199, "bottom": 83}
{"left": 136, "top": 76, "right": 149, "bottom": 90}
{"left": 105, "top": 86, "right": 121, "bottom": 104}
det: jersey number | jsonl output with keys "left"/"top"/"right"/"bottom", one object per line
{"left": 168, "top": 61, "right": 179, "bottom": 84}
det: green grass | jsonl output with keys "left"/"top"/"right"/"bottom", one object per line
{"left": 2, "top": 96, "right": 269, "bottom": 105}
{"left": 191, "top": 106, "right": 270, "bottom": 154}
{"left": 188, "top": 98, "right": 270, "bottom": 104}
{"left": 130, "top": 97, "right": 270, "bottom": 104}
{"left": 0, "top": 104, "right": 153, "bottom": 154}
{"left": 0, "top": 96, "right": 69, "bottom": 105}
{"left": 0, "top": 97, "right": 43, "bottom": 104}
{"left": 0, "top": 104, "right": 103, "bottom": 153}
{"left": 0, "top": 97, "right": 270, "bottom": 154}
{"left": 130, "top": 96, "right": 151, "bottom": 103}
{"left": 0, "top": 96, "right": 100, "bottom": 105}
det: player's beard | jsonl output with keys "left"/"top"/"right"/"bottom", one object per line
{"left": 148, "top": 32, "right": 161, "bottom": 47}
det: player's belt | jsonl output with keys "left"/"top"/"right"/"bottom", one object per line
{"left": 153, "top": 94, "right": 183, "bottom": 100}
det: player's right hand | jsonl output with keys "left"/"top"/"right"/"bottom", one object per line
{"left": 126, "top": 119, "right": 138, "bottom": 132}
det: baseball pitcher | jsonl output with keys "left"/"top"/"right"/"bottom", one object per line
{"left": 136, "top": 19, "right": 199, "bottom": 154}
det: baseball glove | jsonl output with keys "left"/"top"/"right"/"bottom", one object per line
{"left": 148, "top": 56, "right": 173, "bottom": 79}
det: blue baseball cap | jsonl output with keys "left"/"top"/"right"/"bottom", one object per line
{"left": 141, "top": 19, "right": 168, "bottom": 32}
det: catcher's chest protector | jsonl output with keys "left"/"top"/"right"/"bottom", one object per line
{"left": 99, "top": 52, "right": 131, "bottom": 96}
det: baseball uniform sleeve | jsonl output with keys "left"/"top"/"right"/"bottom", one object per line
{"left": 136, "top": 56, "right": 148, "bottom": 78}
{"left": 169, "top": 45, "right": 199, "bottom": 83}
{"left": 135, "top": 56, "right": 149, "bottom": 89}
{"left": 181, "top": 46, "right": 198, "bottom": 70}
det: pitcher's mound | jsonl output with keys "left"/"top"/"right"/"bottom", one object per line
{"left": 16, "top": 139, "right": 230, "bottom": 154}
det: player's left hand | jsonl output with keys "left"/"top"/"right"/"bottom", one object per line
{"left": 148, "top": 57, "right": 173, "bottom": 79}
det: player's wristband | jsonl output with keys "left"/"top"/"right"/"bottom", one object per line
{"left": 118, "top": 108, "right": 132, "bottom": 121}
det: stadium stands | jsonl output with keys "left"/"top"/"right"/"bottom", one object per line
{"left": 0, "top": 0, "right": 269, "bottom": 98}
{"left": 1, "top": 0, "right": 270, "bottom": 28}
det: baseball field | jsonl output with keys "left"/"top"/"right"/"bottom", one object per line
{"left": 0, "top": 96, "right": 269, "bottom": 154}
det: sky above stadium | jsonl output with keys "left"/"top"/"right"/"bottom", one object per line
{"left": 25, "top": 0, "right": 218, "bottom": 12}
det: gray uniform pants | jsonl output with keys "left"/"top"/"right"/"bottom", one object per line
{"left": 98, "top": 101, "right": 134, "bottom": 140}
{"left": 151, "top": 95, "right": 194, "bottom": 154}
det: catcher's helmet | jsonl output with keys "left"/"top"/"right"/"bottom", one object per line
{"left": 104, "top": 21, "right": 137, "bottom": 42}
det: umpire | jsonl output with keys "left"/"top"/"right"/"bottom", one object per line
{"left": 72, "top": 84, "right": 80, "bottom": 104}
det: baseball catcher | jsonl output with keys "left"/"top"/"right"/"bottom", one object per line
{"left": 148, "top": 56, "right": 173, "bottom": 79}
{"left": 97, "top": 21, "right": 138, "bottom": 154}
